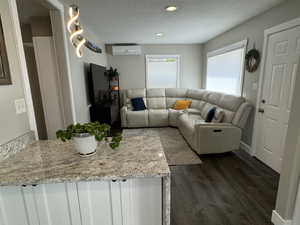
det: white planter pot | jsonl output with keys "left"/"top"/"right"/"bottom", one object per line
{"left": 72, "top": 134, "right": 97, "bottom": 156}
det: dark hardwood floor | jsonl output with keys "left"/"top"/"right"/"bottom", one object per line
{"left": 170, "top": 150, "right": 280, "bottom": 225}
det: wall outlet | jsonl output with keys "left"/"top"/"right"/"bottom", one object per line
{"left": 14, "top": 98, "right": 27, "bottom": 114}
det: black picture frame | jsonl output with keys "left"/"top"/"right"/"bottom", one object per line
{"left": 0, "top": 16, "right": 11, "bottom": 85}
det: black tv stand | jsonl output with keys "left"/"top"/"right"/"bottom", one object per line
{"left": 90, "top": 103, "right": 120, "bottom": 128}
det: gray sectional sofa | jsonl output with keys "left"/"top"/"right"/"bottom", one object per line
{"left": 121, "top": 88, "right": 252, "bottom": 154}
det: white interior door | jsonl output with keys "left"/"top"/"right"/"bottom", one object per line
{"left": 33, "top": 36, "right": 64, "bottom": 139}
{"left": 146, "top": 55, "right": 180, "bottom": 88}
{"left": 293, "top": 181, "right": 300, "bottom": 225}
{"left": 256, "top": 25, "right": 300, "bottom": 173}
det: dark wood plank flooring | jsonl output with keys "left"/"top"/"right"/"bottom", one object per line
{"left": 170, "top": 150, "right": 280, "bottom": 225}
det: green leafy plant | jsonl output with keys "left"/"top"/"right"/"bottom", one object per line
{"left": 56, "top": 122, "right": 122, "bottom": 149}
{"left": 104, "top": 67, "right": 119, "bottom": 81}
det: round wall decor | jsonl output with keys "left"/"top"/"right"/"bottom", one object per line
{"left": 245, "top": 48, "right": 260, "bottom": 73}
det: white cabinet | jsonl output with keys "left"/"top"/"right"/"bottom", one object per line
{"left": 77, "top": 178, "right": 162, "bottom": 225}
{"left": 0, "top": 186, "right": 34, "bottom": 225}
{"left": 0, "top": 178, "right": 162, "bottom": 225}
{"left": 0, "top": 184, "right": 78, "bottom": 225}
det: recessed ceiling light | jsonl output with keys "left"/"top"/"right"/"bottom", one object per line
{"left": 165, "top": 5, "right": 177, "bottom": 12}
{"left": 156, "top": 32, "right": 164, "bottom": 38}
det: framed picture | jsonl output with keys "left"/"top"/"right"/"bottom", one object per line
{"left": 0, "top": 16, "right": 11, "bottom": 85}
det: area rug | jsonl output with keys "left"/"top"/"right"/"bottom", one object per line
{"left": 123, "top": 128, "right": 202, "bottom": 166}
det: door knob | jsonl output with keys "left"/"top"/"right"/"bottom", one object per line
{"left": 258, "top": 108, "right": 265, "bottom": 113}
{"left": 261, "top": 99, "right": 266, "bottom": 104}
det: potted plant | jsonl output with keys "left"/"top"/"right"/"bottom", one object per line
{"left": 104, "top": 67, "right": 119, "bottom": 81}
{"left": 56, "top": 122, "right": 122, "bottom": 156}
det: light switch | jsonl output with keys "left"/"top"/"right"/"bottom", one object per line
{"left": 14, "top": 98, "right": 27, "bottom": 114}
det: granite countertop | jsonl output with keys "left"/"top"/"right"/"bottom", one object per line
{"left": 0, "top": 135, "right": 170, "bottom": 186}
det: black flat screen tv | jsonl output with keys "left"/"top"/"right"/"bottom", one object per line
{"left": 87, "top": 63, "right": 108, "bottom": 105}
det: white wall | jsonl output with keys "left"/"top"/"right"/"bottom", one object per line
{"left": 0, "top": 0, "right": 31, "bottom": 144}
{"left": 67, "top": 27, "right": 107, "bottom": 123}
{"left": 57, "top": 0, "right": 108, "bottom": 124}
{"left": 107, "top": 44, "right": 202, "bottom": 90}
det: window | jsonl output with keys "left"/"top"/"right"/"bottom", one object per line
{"left": 146, "top": 55, "right": 180, "bottom": 88}
{"left": 206, "top": 40, "right": 247, "bottom": 96}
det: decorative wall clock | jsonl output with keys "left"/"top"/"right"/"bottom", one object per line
{"left": 245, "top": 48, "right": 260, "bottom": 73}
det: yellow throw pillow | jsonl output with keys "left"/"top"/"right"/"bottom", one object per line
{"left": 173, "top": 100, "right": 192, "bottom": 110}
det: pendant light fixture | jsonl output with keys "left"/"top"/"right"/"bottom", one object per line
{"left": 67, "top": 4, "right": 102, "bottom": 58}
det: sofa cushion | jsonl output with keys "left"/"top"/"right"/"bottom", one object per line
{"left": 173, "top": 100, "right": 192, "bottom": 110}
{"left": 177, "top": 113, "right": 204, "bottom": 149}
{"left": 131, "top": 97, "right": 147, "bottom": 111}
{"left": 147, "top": 88, "right": 166, "bottom": 97}
{"left": 148, "top": 109, "right": 169, "bottom": 127}
{"left": 205, "top": 107, "right": 216, "bottom": 123}
{"left": 168, "top": 109, "right": 184, "bottom": 127}
{"left": 146, "top": 88, "right": 166, "bottom": 109}
{"left": 165, "top": 88, "right": 187, "bottom": 109}
{"left": 232, "top": 102, "right": 253, "bottom": 128}
{"left": 125, "top": 88, "right": 147, "bottom": 110}
{"left": 185, "top": 108, "right": 201, "bottom": 115}
{"left": 212, "top": 109, "right": 225, "bottom": 123}
{"left": 189, "top": 99, "right": 206, "bottom": 111}
{"left": 166, "top": 97, "right": 186, "bottom": 109}
{"left": 201, "top": 103, "right": 213, "bottom": 119}
{"left": 205, "top": 91, "right": 244, "bottom": 112}
{"left": 147, "top": 98, "right": 166, "bottom": 109}
{"left": 187, "top": 89, "right": 210, "bottom": 101}
{"left": 165, "top": 88, "right": 188, "bottom": 98}
{"left": 126, "top": 110, "right": 149, "bottom": 127}
{"left": 127, "top": 88, "right": 146, "bottom": 99}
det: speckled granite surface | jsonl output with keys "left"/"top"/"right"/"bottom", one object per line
{"left": 124, "top": 128, "right": 202, "bottom": 165}
{"left": 0, "top": 135, "right": 170, "bottom": 186}
{"left": 0, "top": 131, "right": 35, "bottom": 161}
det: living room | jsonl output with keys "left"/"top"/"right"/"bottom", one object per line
{"left": 0, "top": 0, "right": 300, "bottom": 225}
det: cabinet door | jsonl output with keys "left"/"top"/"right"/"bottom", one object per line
{"left": 77, "top": 181, "right": 114, "bottom": 225}
{"left": 33, "top": 183, "right": 80, "bottom": 225}
{"left": 120, "top": 178, "right": 162, "bottom": 225}
{"left": 0, "top": 186, "right": 37, "bottom": 225}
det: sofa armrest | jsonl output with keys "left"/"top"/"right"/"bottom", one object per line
{"left": 195, "top": 121, "right": 233, "bottom": 127}
{"left": 194, "top": 123, "right": 242, "bottom": 154}
{"left": 121, "top": 106, "right": 128, "bottom": 128}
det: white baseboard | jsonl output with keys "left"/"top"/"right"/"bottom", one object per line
{"left": 240, "top": 141, "right": 252, "bottom": 154}
{"left": 272, "top": 210, "right": 292, "bottom": 225}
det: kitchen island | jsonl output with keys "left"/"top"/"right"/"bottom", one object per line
{"left": 0, "top": 134, "right": 170, "bottom": 225}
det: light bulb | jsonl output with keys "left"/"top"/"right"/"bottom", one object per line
{"left": 76, "top": 38, "right": 86, "bottom": 58}
{"left": 69, "top": 29, "right": 83, "bottom": 42}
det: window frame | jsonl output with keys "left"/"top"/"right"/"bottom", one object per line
{"left": 145, "top": 55, "right": 181, "bottom": 88}
{"left": 206, "top": 40, "right": 248, "bottom": 96}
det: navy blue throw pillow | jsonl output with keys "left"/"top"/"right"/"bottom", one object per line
{"left": 131, "top": 97, "right": 146, "bottom": 111}
{"left": 205, "top": 107, "right": 216, "bottom": 123}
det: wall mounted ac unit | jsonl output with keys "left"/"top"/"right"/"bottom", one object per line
{"left": 112, "top": 45, "right": 142, "bottom": 56}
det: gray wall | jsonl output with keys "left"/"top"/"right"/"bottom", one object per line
{"left": 107, "top": 44, "right": 203, "bottom": 90}
{"left": 66, "top": 22, "right": 107, "bottom": 123}
{"left": 30, "top": 16, "right": 52, "bottom": 37}
{"left": 202, "top": 0, "right": 300, "bottom": 146}
{"left": 0, "top": 0, "right": 31, "bottom": 144}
